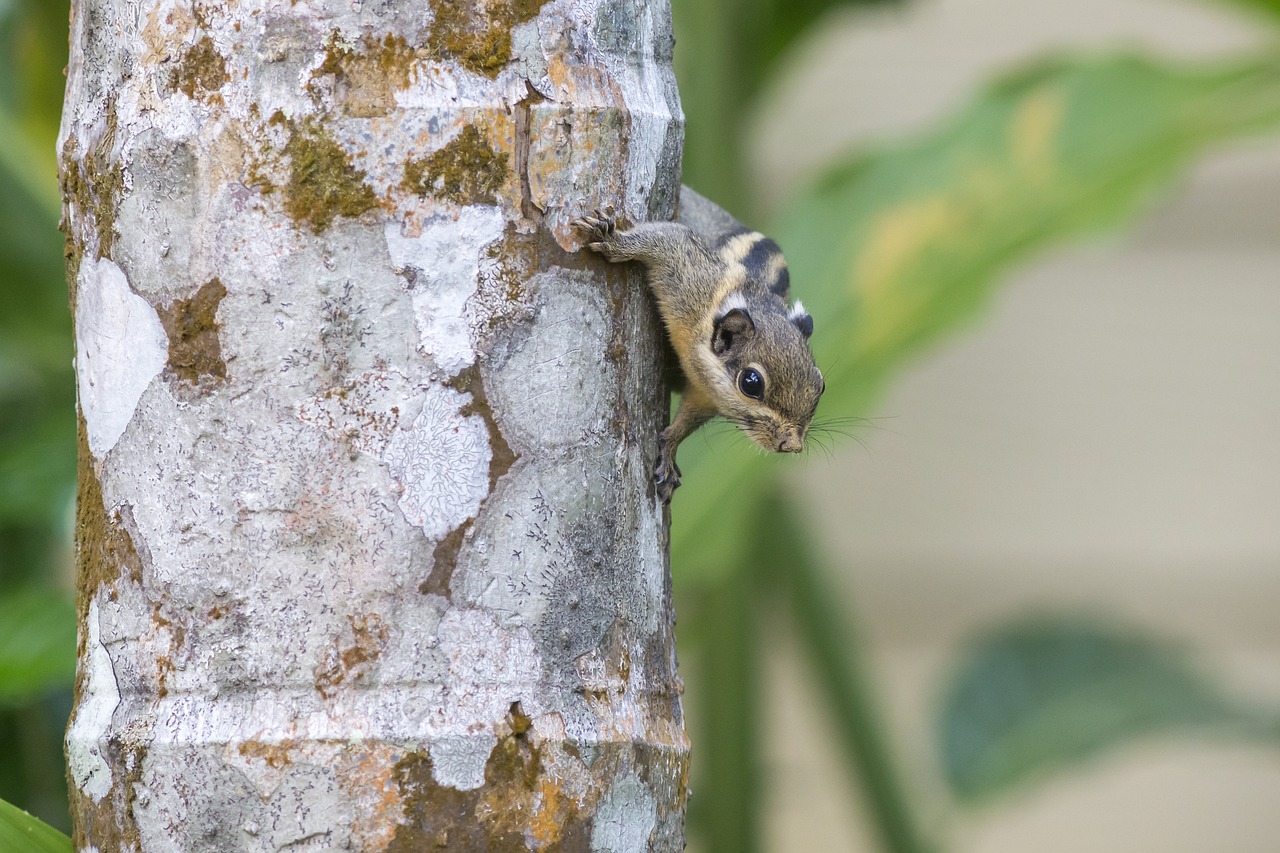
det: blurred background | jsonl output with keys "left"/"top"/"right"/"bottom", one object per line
{"left": 675, "top": 0, "right": 1280, "bottom": 850}
{"left": 3, "top": 0, "right": 1280, "bottom": 850}
{"left": 0, "top": 0, "right": 78, "bottom": 836}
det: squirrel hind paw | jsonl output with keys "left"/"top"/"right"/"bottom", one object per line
{"left": 653, "top": 457, "right": 681, "bottom": 504}
{"left": 655, "top": 473, "right": 679, "bottom": 505}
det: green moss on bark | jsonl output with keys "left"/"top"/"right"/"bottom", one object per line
{"left": 403, "top": 124, "right": 510, "bottom": 206}
{"left": 311, "top": 31, "right": 418, "bottom": 117}
{"left": 427, "top": 0, "right": 548, "bottom": 78}
{"left": 60, "top": 103, "right": 124, "bottom": 260}
{"left": 157, "top": 278, "right": 228, "bottom": 386}
{"left": 278, "top": 119, "right": 379, "bottom": 233}
{"left": 170, "top": 35, "right": 228, "bottom": 100}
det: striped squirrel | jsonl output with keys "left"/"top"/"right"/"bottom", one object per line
{"left": 574, "top": 186, "right": 824, "bottom": 503}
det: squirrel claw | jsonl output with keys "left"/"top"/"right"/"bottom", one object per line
{"left": 572, "top": 211, "right": 616, "bottom": 244}
{"left": 655, "top": 472, "right": 679, "bottom": 505}
{"left": 653, "top": 451, "right": 681, "bottom": 505}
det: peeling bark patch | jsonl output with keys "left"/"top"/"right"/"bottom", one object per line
{"left": 391, "top": 725, "right": 593, "bottom": 852}
{"left": 423, "top": 518, "right": 471, "bottom": 596}
{"left": 315, "top": 613, "right": 389, "bottom": 698}
{"left": 387, "top": 703, "right": 669, "bottom": 851}
{"left": 403, "top": 124, "right": 510, "bottom": 205}
{"left": 423, "top": 365, "right": 518, "bottom": 598}
{"left": 66, "top": 599, "right": 121, "bottom": 802}
{"left": 170, "top": 35, "right": 227, "bottom": 100}
{"left": 312, "top": 30, "right": 418, "bottom": 117}
{"left": 383, "top": 385, "right": 491, "bottom": 541}
{"left": 279, "top": 119, "right": 379, "bottom": 233}
{"left": 390, "top": 751, "right": 512, "bottom": 851}
{"left": 427, "top": 0, "right": 548, "bottom": 78}
{"left": 157, "top": 278, "right": 228, "bottom": 386}
{"left": 384, "top": 206, "right": 506, "bottom": 376}
{"left": 75, "top": 258, "right": 168, "bottom": 457}
{"left": 451, "top": 364, "right": 518, "bottom": 495}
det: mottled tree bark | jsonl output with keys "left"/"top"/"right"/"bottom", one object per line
{"left": 61, "top": 0, "right": 686, "bottom": 849}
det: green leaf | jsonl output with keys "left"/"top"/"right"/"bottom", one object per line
{"left": 0, "top": 796, "right": 71, "bottom": 853}
{"left": 670, "top": 53, "right": 1280, "bottom": 586}
{"left": 938, "top": 617, "right": 1280, "bottom": 802}
{"left": 790, "top": 53, "right": 1280, "bottom": 404}
{"left": 0, "top": 587, "right": 76, "bottom": 704}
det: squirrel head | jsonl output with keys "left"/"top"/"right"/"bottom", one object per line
{"left": 709, "top": 300, "right": 823, "bottom": 453}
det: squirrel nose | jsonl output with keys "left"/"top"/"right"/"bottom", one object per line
{"left": 777, "top": 432, "right": 803, "bottom": 453}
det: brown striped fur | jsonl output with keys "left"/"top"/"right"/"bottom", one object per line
{"left": 574, "top": 189, "right": 823, "bottom": 503}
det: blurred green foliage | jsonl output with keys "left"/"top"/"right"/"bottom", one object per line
{"left": 673, "top": 0, "right": 894, "bottom": 216}
{"left": 1227, "top": 0, "right": 1280, "bottom": 22}
{"left": 0, "top": 0, "right": 75, "bottom": 835}
{"left": 0, "top": 588, "right": 75, "bottom": 704}
{"left": 3, "top": 0, "right": 1280, "bottom": 848}
{"left": 940, "top": 618, "right": 1280, "bottom": 803}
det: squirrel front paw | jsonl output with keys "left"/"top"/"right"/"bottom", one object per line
{"left": 654, "top": 434, "right": 682, "bottom": 505}
{"left": 572, "top": 211, "right": 625, "bottom": 261}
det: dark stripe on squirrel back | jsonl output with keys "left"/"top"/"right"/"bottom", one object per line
{"left": 741, "top": 235, "right": 790, "bottom": 299}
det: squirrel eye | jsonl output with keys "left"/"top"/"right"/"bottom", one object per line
{"left": 738, "top": 368, "right": 765, "bottom": 401}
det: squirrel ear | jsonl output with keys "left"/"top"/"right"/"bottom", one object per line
{"left": 712, "top": 308, "right": 755, "bottom": 355}
{"left": 789, "top": 300, "right": 813, "bottom": 339}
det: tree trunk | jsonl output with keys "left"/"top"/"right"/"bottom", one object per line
{"left": 61, "top": 1, "right": 686, "bottom": 849}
